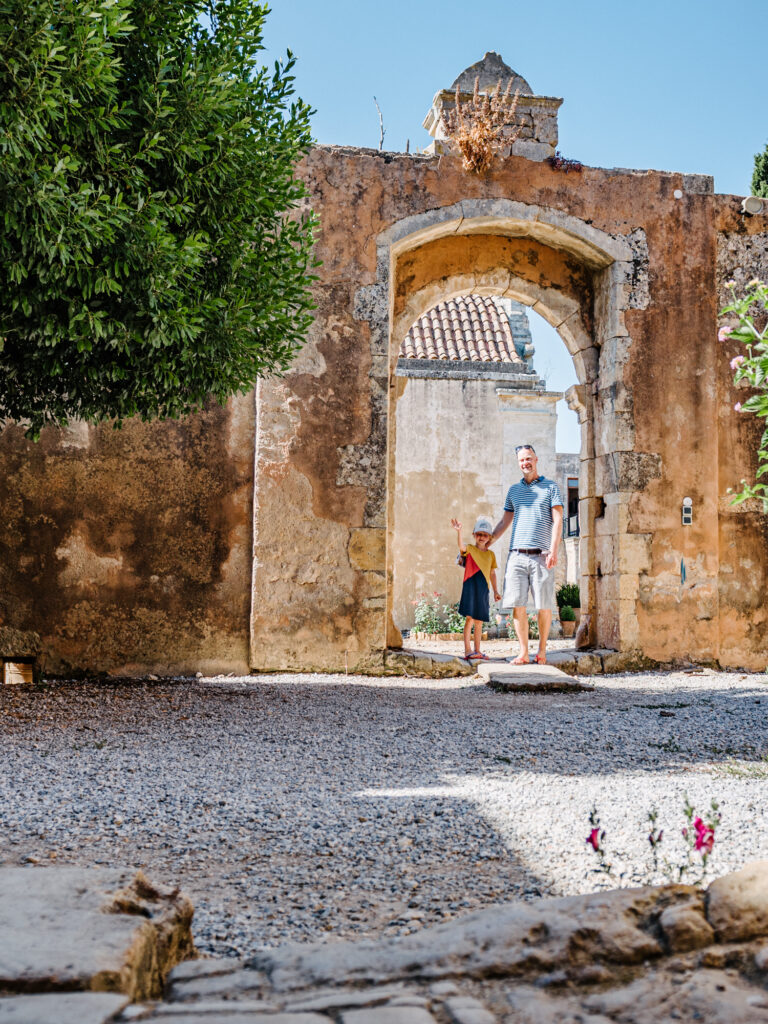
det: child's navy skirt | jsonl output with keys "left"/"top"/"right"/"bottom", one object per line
{"left": 459, "top": 572, "right": 490, "bottom": 621}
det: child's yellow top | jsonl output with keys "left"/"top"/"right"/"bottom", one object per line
{"left": 463, "top": 544, "right": 497, "bottom": 585}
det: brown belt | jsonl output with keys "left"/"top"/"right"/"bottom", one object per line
{"left": 513, "top": 548, "right": 542, "bottom": 554}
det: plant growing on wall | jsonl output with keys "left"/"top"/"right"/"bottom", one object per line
{"left": 752, "top": 142, "right": 768, "bottom": 198}
{"left": 0, "top": 0, "right": 317, "bottom": 438}
{"left": 439, "top": 77, "right": 520, "bottom": 175}
{"left": 720, "top": 279, "right": 768, "bottom": 510}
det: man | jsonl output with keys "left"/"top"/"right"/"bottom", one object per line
{"left": 491, "top": 445, "right": 563, "bottom": 665}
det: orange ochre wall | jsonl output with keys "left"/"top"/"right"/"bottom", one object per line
{"left": 1, "top": 147, "right": 767, "bottom": 673}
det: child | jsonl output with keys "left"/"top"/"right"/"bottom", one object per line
{"left": 451, "top": 516, "right": 501, "bottom": 661}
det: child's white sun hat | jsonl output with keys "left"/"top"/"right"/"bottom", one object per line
{"left": 472, "top": 516, "right": 494, "bottom": 535}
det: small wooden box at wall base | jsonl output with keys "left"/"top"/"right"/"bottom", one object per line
{"left": 2, "top": 660, "right": 35, "bottom": 685}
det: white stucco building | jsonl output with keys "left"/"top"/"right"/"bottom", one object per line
{"left": 393, "top": 295, "right": 580, "bottom": 631}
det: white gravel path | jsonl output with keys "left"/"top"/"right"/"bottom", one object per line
{"left": 1, "top": 667, "right": 767, "bottom": 959}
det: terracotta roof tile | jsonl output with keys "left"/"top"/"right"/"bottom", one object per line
{"left": 400, "top": 295, "right": 531, "bottom": 364}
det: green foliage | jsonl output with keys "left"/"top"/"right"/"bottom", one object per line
{"left": 0, "top": 0, "right": 317, "bottom": 436}
{"left": 720, "top": 279, "right": 768, "bottom": 511}
{"left": 442, "top": 602, "right": 465, "bottom": 633}
{"left": 412, "top": 593, "right": 443, "bottom": 634}
{"left": 559, "top": 604, "right": 575, "bottom": 622}
{"left": 752, "top": 144, "right": 768, "bottom": 198}
{"left": 556, "top": 582, "right": 580, "bottom": 609}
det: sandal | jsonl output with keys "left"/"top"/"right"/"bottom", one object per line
{"left": 466, "top": 651, "right": 483, "bottom": 660}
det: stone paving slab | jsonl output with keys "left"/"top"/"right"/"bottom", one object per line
{"left": 474, "top": 658, "right": 594, "bottom": 692}
{"left": 169, "top": 968, "right": 268, "bottom": 1002}
{"left": 340, "top": 1009, "right": 437, "bottom": 1024}
{"left": 0, "top": 867, "right": 194, "bottom": 1001}
{"left": 0, "top": 992, "right": 129, "bottom": 1024}
{"left": 138, "top": 1015, "right": 329, "bottom": 1024}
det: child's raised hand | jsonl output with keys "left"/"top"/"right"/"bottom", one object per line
{"left": 450, "top": 518, "right": 462, "bottom": 532}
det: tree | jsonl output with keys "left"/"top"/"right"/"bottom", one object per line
{"left": 752, "top": 143, "right": 768, "bottom": 198}
{"left": 0, "top": 0, "right": 316, "bottom": 437}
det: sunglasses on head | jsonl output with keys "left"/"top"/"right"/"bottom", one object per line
{"left": 515, "top": 444, "right": 536, "bottom": 453}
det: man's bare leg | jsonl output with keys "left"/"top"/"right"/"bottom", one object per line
{"left": 535, "top": 608, "right": 552, "bottom": 663}
{"left": 510, "top": 606, "right": 530, "bottom": 664}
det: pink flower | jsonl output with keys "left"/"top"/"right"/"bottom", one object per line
{"left": 587, "top": 828, "right": 601, "bottom": 851}
{"left": 693, "top": 817, "right": 715, "bottom": 854}
{"left": 718, "top": 326, "right": 733, "bottom": 342}
{"left": 495, "top": 614, "right": 501, "bottom": 624}
{"left": 734, "top": 402, "right": 742, "bottom": 412}
{"left": 730, "top": 354, "right": 745, "bottom": 370}
{"left": 432, "top": 591, "right": 441, "bottom": 597}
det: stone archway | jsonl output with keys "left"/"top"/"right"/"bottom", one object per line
{"left": 354, "top": 199, "right": 653, "bottom": 653}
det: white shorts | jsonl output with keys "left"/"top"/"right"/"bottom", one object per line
{"left": 502, "top": 551, "right": 554, "bottom": 611}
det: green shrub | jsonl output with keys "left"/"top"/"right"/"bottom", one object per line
{"left": 412, "top": 593, "right": 443, "bottom": 633}
{"left": 556, "top": 583, "right": 580, "bottom": 610}
{"left": 559, "top": 604, "right": 576, "bottom": 622}
{"left": 442, "top": 602, "right": 466, "bottom": 633}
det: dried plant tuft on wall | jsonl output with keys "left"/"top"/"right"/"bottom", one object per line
{"left": 440, "top": 77, "right": 520, "bottom": 174}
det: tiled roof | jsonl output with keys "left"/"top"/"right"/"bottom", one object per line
{"left": 400, "top": 295, "right": 530, "bottom": 364}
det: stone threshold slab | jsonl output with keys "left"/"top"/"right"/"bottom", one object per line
{"left": 474, "top": 658, "right": 594, "bottom": 692}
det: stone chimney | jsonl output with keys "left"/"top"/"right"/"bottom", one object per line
{"left": 422, "top": 52, "right": 563, "bottom": 162}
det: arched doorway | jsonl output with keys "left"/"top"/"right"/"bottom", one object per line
{"left": 356, "top": 198, "right": 647, "bottom": 653}
{"left": 390, "top": 294, "right": 580, "bottom": 638}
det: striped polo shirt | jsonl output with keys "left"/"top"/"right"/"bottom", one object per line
{"left": 504, "top": 476, "right": 563, "bottom": 551}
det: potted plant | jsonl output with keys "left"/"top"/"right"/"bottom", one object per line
{"left": 559, "top": 604, "right": 576, "bottom": 638}
{"left": 556, "top": 583, "right": 581, "bottom": 624}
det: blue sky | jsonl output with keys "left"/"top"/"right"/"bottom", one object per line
{"left": 262, "top": 0, "right": 768, "bottom": 451}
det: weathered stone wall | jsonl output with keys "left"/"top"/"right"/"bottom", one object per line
{"left": 251, "top": 146, "right": 768, "bottom": 671}
{"left": 2, "top": 145, "right": 768, "bottom": 675}
{"left": 0, "top": 397, "right": 254, "bottom": 676}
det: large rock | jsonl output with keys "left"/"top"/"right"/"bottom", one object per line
{"left": 0, "top": 867, "right": 195, "bottom": 1000}
{"left": 506, "top": 969, "right": 768, "bottom": 1024}
{"left": 659, "top": 900, "right": 714, "bottom": 952}
{"left": 157, "top": 864, "right": 768, "bottom": 1024}
{"left": 707, "top": 861, "right": 768, "bottom": 941}
{"left": 246, "top": 887, "right": 674, "bottom": 992}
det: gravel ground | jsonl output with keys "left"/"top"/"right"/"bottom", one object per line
{"left": 1, "top": 667, "right": 768, "bottom": 959}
